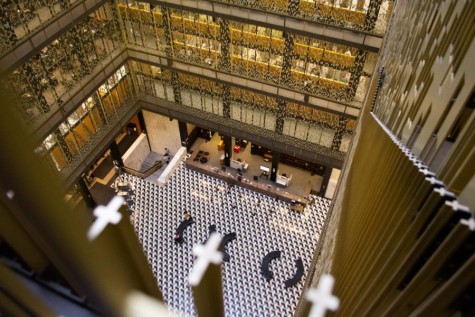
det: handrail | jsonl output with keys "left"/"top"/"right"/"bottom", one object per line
{"left": 122, "top": 160, "right": 163, "bottom": 179}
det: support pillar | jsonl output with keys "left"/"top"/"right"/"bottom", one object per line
{"left": 275, "top": 98, "right": 286, "bottom": 134}
{"left": 77, "top": 177, "right": 96, "bottom": 208}
{"left": 137, "top": 111, "right": 147, "bottom": 133}
{"left": 319, "top": 166, "right": 332, "bottom": 197}
{"left": 138, "top": 110, "right": 151, "bottom": 150}
{"left": 331, "top": 116, "right": 348, "bottom": 151}
{"left": 218, "top": 18, "right": 230, "bottom": 71}
{"left": 54, "top": 131, "right": 72, "bottom": 162}
{"left": 364, "top": 0, "right": 383, "bottom": 31}
{"left": 222, "top": 85, "right": 231, "bottom": 119}
{"left": 281, "top": 32, "right": 294, "bottom": 85}
{"left": 270, "top": 151, "right": 280, "bottom": 182}
{"left": 223, "top": 135, "right": 232, "bottom": 167}
{"left": 178, "top": 121, "right": 189, "bottom": 149}
{"left": 110, "top": 140, "right": 123, "bottom": 167}
{"left": 347, "top": 49, "right": 367, "bottom": 99}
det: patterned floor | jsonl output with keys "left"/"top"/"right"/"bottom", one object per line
{"left": 117, "top": 162, "right": 330, "bottom": 316}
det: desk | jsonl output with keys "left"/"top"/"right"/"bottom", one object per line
{"left": 276, "top": 172, "right": 292, "bottom": 187}
{"left": 185, "top": 151, "right": 307, "bottom": 206}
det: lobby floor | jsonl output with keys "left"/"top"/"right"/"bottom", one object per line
{"left": 123, "top": 163, "right": 330, "bottom": 316}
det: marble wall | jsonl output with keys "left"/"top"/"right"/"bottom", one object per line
{"left": 143, "top": 110, "right": 182, "bottom": 155}
{"left": 122, "top": 133, "right": 150, "bottom": 171}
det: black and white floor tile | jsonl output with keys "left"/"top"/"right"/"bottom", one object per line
{"left": 117, "top": 163, "right": 330, "bottom": 316}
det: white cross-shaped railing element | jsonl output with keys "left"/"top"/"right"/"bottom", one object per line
{"left": 434, "top": 187, "right": 455, "bottom": 198}
{"left": 306, "top": 274, "right": 340, "bottom": 317}
{"left": 461, "top": 217, "right": 475, "bottom": 231}
{"left": 445, "top": 200, "right": 470, "bottom": 212}
{"left": 425, "top": 177, "right": 444, "bottom": 187}
{"left": 188, "top": 232, "right": 223, "bottom": 286}
{"left": 87, "top": 196, "right": 124, "bottom": 241}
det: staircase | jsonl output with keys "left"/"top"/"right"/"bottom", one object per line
{"left": 139, "top": 151, "right": 163, "bottom": 173}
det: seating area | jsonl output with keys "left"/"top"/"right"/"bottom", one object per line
{"left": 174, "top": 216, "right": 195, "bottom": 244}
{"left": 284, "top": 258, "right": 304, "bottom": 288}
{"left": 222, "top": 232, "right": 237, "bottom": 262}
{"left": 261, "top": 250, "right": 282, "bottom": 281}
{"left": 193, "top": 150, "right": 210, "bottom": 164}
{"left": 123, "top": 163, "right": 330, "bottom": 316}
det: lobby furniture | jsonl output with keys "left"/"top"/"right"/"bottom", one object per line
{"left": 284, "top": 258, "right": 304, "bottom": 288}
{"left": 174, "top": 216, "right": 194, "bottom": 244}
{"left": 261, "top": 250, "right": 282, "bottom": 281}
{"left": 185, "top": 150, "right": 308, "bottom": 205}
{"left": 222, "top": 232, "right": 237, "bottom": 262}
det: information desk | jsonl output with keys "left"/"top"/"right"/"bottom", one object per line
{"left": 230, "top": 158, "right": 248, "bottom": 171}
{"left": 276, "top": 172, "right": 292, "bottom": 187}
{"left": 186, "top": 151, "right": 307, "bottom": 206}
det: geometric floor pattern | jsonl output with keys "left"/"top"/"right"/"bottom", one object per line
{"left": 118, "top": 162, "right": 330, "bottom": 316}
